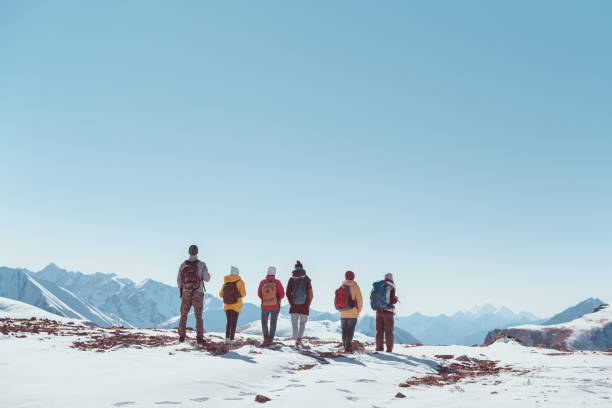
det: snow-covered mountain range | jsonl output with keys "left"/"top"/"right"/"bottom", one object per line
{"left": 395, "top": 304, "right": 545, "bottom": 346}
{"left": 0, "top": 263, "right": 604, "bottom": 347}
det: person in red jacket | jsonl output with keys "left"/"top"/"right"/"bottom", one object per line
{"left": 376, "top": 273, "right": 399, "bottom": 352}
{"left": 257, "top": 266, "right": 285, "bottom": 346}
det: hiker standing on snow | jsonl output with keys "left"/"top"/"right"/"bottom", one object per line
{"left": 257, "top": 266, "right": 285, "bottom": 346}
{"left": 177, "top": 244, "right": 210, "bottom": 344}
{"left": 286, "top": 260, "right": 313, "bottom": 346}
{"left": 371, "top": 273, "right": 398, "bottom": 352}
{"left": 219, "top": 266, "right": 246, "bottom": 344}
{"left": 334, "top": 270, "right": 363, "bottom": 353}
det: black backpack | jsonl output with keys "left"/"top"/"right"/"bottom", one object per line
{"left": 222, "top": 280, "right": 240, "bottom": 304}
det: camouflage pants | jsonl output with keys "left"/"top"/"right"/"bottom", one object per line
{"left": 178, "top": 290, "right": 204, "bottom": 339}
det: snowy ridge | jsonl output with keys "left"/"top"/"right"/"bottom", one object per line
{"left": 0, "top": 296, "right": 85, "bottom": 324}
{"left": 486, "top": 302, "right": 612, "bottom": 351}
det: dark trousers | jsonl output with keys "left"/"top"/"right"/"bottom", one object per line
{"left": 225, "top": 310, "right": 239, "bottom": 340}
{"left": 341, "top": 317, "right": 357, "bottom": 349}
{"left": 261, "top": 308, "right": 280, "bottom": 339}
{"left": 376, "top": 311, "right": 394, "bottom": 352}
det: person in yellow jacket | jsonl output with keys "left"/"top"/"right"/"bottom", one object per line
{"left": 219, "top": 266, "right": 246, "bottom": 344}
{"left": 339, "top": 270, "right": 363, "bottom": 352}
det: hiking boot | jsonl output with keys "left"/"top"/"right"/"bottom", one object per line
{"left": 295, "top": 338, "right": 302, "bottom": 347}
{"left": 179, "top": 336, "right": 185, "bottom": 343}
{"left": 196, "top": 337, "right": 205, "bottom": 345}
{"left": 375, "top": 348, "right": 384, "bottom": 352}
{"left": 261, "top": 337, "right": 270, "bottom": 347}
{"left": 229, "top": 339, "right": 236, "bottom": 345}
{"left": 386, "top": 349, "right": 393, "bottom": 353}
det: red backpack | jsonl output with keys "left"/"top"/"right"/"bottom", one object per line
{"left": 334, "top": 285, "right": 356, "bottom": 311}
{"left": 181, "top": 260, "right": 200, "bottom": 290}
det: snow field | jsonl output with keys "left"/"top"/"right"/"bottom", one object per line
{"left": 1, "top": 325, "right": 612, "bottom": 408}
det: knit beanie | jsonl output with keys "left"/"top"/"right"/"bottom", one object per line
{"left": 345, "top": 270, "right": 355, "bottom": 281}
{"left": 188, "top": 244, "right": 198, "bottom": 256}
{"left": 385, "top": 273, "right": 393, "bottom": 281}
{"left": 230, "top": 266, "right": 240, "bottom": 276}
{"left": 294, "top": 260, "right": 304, "bottom": 272}
{"left": 267, "top": 266, "right": 277, "bottom": 276}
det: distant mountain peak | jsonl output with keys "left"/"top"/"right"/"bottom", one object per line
{"left": 544, "top": 298, "right": 604, "bottom": 326}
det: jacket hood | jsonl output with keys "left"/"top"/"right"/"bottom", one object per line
{"left": 384, "top": 279, "right": 396, "bottom": 289}
{"left": 224, "top": 275, "right": 242, "bottom": 283}
{"left": 292, "top": 270, "right": 306, "bottom": 278}
{"left": 342, "top": 280, "right": 358, "bottom": 287}
{"left": 265, "top": 275, "right": 276, "bottom": 280}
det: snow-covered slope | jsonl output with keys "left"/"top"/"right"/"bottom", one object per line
{"left": 0, "top": 296, "right": 84, "bottom": 324}
{"left": 0, "top": 267, "right": 122, "bottom": 327}
{"left": 485, "top": 302, "right": 612, "bottom": 351}
{"left": 1, "top": 318, "right": 611, "bottom": 408}
{"left": 238, "top": 315, "right": 421, "bottom": 345}
{"left": 238, "top": 315, "right": 374, "bottom": 341}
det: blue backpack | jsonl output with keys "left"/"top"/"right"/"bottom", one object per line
{"left": 370, "top": 280, "right": 391, "bottom": 311}
{"left": 292, "top": 277, "right": 308, "bottom": 305}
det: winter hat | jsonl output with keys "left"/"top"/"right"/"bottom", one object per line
{"left": 294, "top": 260, "right": 304, "bottom": 272}
{"left": 230, "top": 266, "right": 240, "bottom": 276}
{"left": 345, "top": 270, "right": 355, "bottom": 281}
{"left": 385, "top": 273, "right": 393, "bottom": 281}
{"left": 267, "top": 266, "right": 277, "bottom": 276}
{"left": 188, "top": 244, "right": 198, "bottom": 256}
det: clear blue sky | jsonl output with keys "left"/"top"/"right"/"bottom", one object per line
{"left": 1, "top": 1, "right": 610, "bottom": 317}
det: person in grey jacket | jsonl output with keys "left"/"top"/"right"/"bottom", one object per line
{"left": 177, "top": 244, "right": 211, "bottom": 343}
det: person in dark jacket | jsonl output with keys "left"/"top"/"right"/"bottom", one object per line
{"left": 375, "top": 273, "right": 399, "bottom": 352}
{"left": 286, "top": 260, "right": 313, "bottom": 346}
{"left": 257, "top": 266, "right": 285, "bottom": 346}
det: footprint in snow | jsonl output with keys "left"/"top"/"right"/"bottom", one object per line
{"left": 346, "top": 396, "right": 359, "bottom": 401}
{"left": 315, "top": 380, "right": 334, "bottom": 384}
{"left": 287, "top": 384, "right": 306, "bottom": 388}
{"left": 112, "top": 403, "right": 135, "bottom": 407}
{"left": 154, "top": 402, "right": 182, "bottom": 405}
{"left": 238, "top": 391, "right": 255, "bottom": 396}
{"left": 190, "top": 397, "right": 209, "bottom": 402}
{"left": 356, "top": 379, "right": 376, "bottom": 383}
{"left": 288, "top": 379, "right": 301, "bottom": 383}
{"left": 223, "top": 397, "right": 243, "bottom": 400}
{"left": 336, "top": 389, "right": 351, "bottom": 393}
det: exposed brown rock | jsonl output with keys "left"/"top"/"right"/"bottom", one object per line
{"left": 255, "top": 395, "right": 271, "bottom": 403}
{"left": 435, "top": 354, "right": 454, "bottom": 360}
{"left": 400, "top": 356, "right": 528, "bottom": 388}
{"left": 485, "top": 328, "right": 573, "bottom": 351}
{"left": 395, "top": 392, "right": 406, "bottom": 398}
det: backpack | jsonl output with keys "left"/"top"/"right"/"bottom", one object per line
{"left": 222, "top": 280, "right": 240, "bottom": 304}
{"left": 370, "top": 280, "right": 391, "bottom": 311}
{"left": 334, "top": 285, "right": 355, "bottom": 311}
{"left": 262, "top": 280, "right": 277, "bottom": 303}
{"left": 291, "top": 277, "right": 308, "bottom": 305}
{"left": 181, "top": 260, "right": 200, "bottom": 290}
